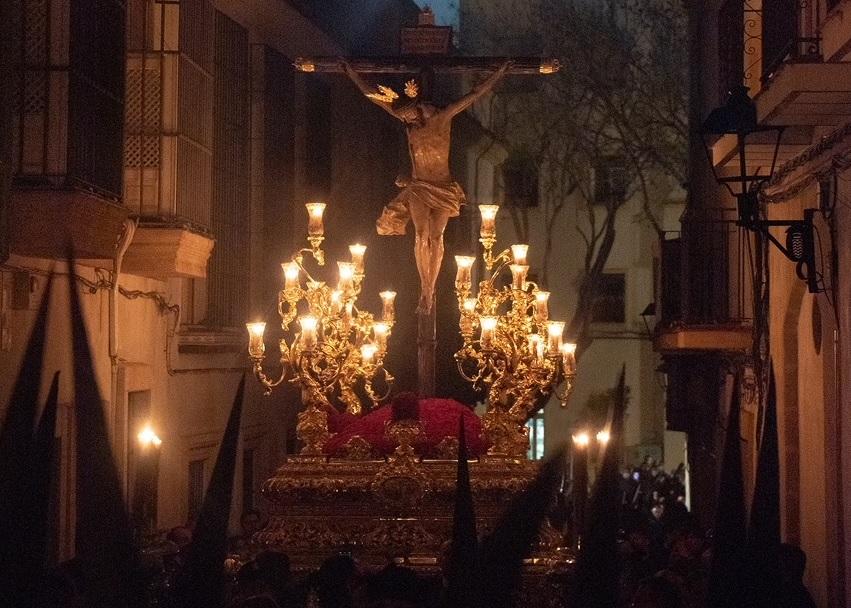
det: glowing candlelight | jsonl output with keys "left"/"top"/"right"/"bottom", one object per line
{"left": 560, "top": 342, "right": 577, "bottom": 376}
{"left": 349, "top": 243, "right": 367, "bottom": 275}
{"left": 305, "top": 202, "right": 326, "bottom": 236}
{"left": 510, "top": 264, "right": 529, "bottom": 290}
{"left": 282, "top": 261, "right": 300, "bottom": 291}
{"left": 246, "top": 322, "right": 266, "bottom": 358}
{"left": 462, "top": 298, "right": 477, "bottom": 315}
{"left": 511, "top": 244, "right": 529, "bottom": 265}
{"left": 380, "top": 290, "right": 396, "bottom": 322}
{"left": 546, "top": 321, "right": 565, "bottom": 353}
{"left": 480, "top": 316, "right": 498, "bottom": 348}
{"left": 572, "top": 431, "right": 590, "bottom": 448}
{"left": 479, "top": 204, "right": 499, "bottom": 239}
{"left": 455, "top": 255, "right": 476, "bottom": 290}
{"left": 360, "top": 342, "right": 377, "bottom": 363}
{"left": 534, "top": 291, "right": 550, "bottom": 323}
{"left": 330, "top": 290, "right": 343, "bottom": 314}
{"left": 137, "top": 424, "right": 162, "bottom": 448}
{"left": 299, "top": 315, "right": 318, "bottom": 349}
{"left": 596, "top": 430, "right": 610, "bottom": 445}
{"left": 337, "top": 261, "right": 355, "bottom": 293}
{"left": 528, "top": 333, "right": 542, "bottom": 359}
{"left": 373, "top": 322, "right": 389, "bottom": 351}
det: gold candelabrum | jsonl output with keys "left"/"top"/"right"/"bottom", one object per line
{"left": 246, "top": 202, "right": 396, "bottom": 455}
{"left": 454, "top": 204, "right": 577, "bottom": 458}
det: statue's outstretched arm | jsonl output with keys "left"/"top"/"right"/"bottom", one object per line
{"left": 341, "top": 60, "right": 398, "bottom": 118}
{"left": 442, "top": 60, "right": 512, "bottom": 118}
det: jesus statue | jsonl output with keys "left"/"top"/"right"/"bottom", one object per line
{"left": 342, "top": 60, "right": 512, "bottom": 313}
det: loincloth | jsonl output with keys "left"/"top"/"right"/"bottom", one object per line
{"left": 376, "top": 179, "right": 466, "bottom": 236}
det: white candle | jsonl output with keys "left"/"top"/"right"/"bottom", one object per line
{"left": 380, "top": 290, "right": 396, "bottom": 322}
{"left": 546, "top": 321, "right": 565, "bottom": 354}
{"left": 330, "top": 290, "right": 343, "bottom": 314}
{"left": 282, "top": 261, "right": 300, "bottom": 291}
{"left": 479, "top": 205, "right": 499, "bottom": 239}
{"left": 534, "top": 291, "right": 550, "bottom": 323}
{"left": 361, "top": 342, "right": 377, "bottom": 364}
{"left": 510, "top": 264, "right": 529, "bottom": 290}
{"left": 511, "top": 244, "right": 529, "bottom": 265}
{"left": 561, "top": 342, "right": 577, "bottom": 376}
{"left": 349, "top": 243, "right": 367, "bottom": 275}
{"left": 455, "top": 255, "right": 476, "bottom": 290}
{"left": 373, "top": 322, "right": 389, "bottom": 352}
{"left": 338, "top": 261, "right": 355, "bottom": 293}
{"left": 246, "top": 322, "right": 266, "bottom": 358}
{"left": 299, "top": 315, "right": 318, "bottom": 349}
{"left": 480, "top": 316, "right": 498, "bottom": 348}
{"left": 305, "top": 202, "right": 326, "bottom": 236}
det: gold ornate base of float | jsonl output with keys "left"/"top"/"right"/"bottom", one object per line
{"left": 258, "top": 451, "right": 574, "bottom": 606}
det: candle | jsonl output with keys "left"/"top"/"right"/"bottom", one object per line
{"left": 534, "top": 291, "right": 550, "bottom": 323}
{"left": 299, "top": 315, "right": 318, "bottom": 349}
{"left": 137, "top": 424, "right": 162, "bottom": 448}
{"left": 460, "top": 298, "right": 477, "bottom": 335}
{"left": 373, "top": 322, "right": 389, "bottom": 352}
{"left": 282, "top": 261, "right": 300, "bottom": 291}
{"left": 361, "top": 342, "right": 377, "bottom": 364}
{"left": 572, "top": 431, "right": 590, "bottom": 448}
{"left": 561, "top": 342, "right": 577, "bottom": 376}
{"left": 455, "top": 255, "right": 476, "bottom": 290}
{"left": 338, "top": 261, "right": 355, "bottom": 293}
{"left": 596, "top": 430, "right": 610, "bottom": 445}
{"left": 246, "top": 322, "right": 266, "bottom": 358}
{"left": 511, "top": 244, "right": 529, "bottom": 265}
{"left": 479, "top": 204, "right": 499, "bottom": 239}
{"left": 380, "top": 290, "right": 397, "bottom": 322}
{"left": 305, "top": 202, "right": 326, "bottom": 236}
{"left": 330, "top": 290, "right": 343, "bottom": 314}
{"left": 510, "top": 264, "right": 529, "bottom": 290}
{"left": 349, "top": 243, "right": 367, "bottom": 275}
{"left": 528, "top": 333, "right": 542, "bottom": 359}
{"left": 480, "top": 316, "right": 498, "bottom": 348}
{"left": 547, "top": 321, "right": 565, "bottom": 354}
{"left": 462, "top": 297, "right": 477, "bottom": 315}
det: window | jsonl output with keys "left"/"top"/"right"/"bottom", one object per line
{"left": 593, "top": 158, "right": 628, "bottom": 203}
{"left": 127, "top": 390, "right": 152, "bottom": 519}
{"left": 526, "top": 414, "right": 545, "bottom": 460}
{"left": 592, "top": 273, "right": 626, "bottom": 323}
{"left": 188, "top": 459, "right": 206, "bottom": 520}
{"left": 502, "top": 155, "right": 538, "bottom": 208}
{"left": 242, "top": 448, "right": 255, "bottom": 512}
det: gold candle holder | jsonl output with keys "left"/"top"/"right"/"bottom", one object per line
{"left": 534, "top": 291, "right": 550, "bottom": 323}
{"left": 373, "top": 322, "right": 389, "bottom": 352}
{"left": 337, "top": 261, "right": 355, "bottom": 294}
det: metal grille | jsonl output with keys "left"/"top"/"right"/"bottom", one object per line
{"left": 22, "top": 71, "right": 47, "bottom": 114}
{"left": 179, "top": 59, "right": 213, "bottom": 148}
{"left": 207, "top": 11, "right": 250, "bottom": 327}
{"left": 124, "top": 66, "right": 161, "bottom": 168}
{"left": 177, "top": 138, "right": 212, "bottom": 226}
{"left": 180, "top": 0, "right": 215, "bottom": 72}
{"left": 23, "top": 0, "right": 48, "bottom": 64}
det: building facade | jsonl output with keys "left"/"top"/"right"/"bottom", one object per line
{"left": 661, "top": 1, "right": 851, "bottom": 605}
{"left": 0, "top": 0, "right": 482, "bottom": 561}
{"left": 457, "top": 0, "right": 687, "bottom": 467}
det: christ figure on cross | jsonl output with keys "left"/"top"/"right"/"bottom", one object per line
{"left": 342, "top": 60, "right": 511, "bottom": 313}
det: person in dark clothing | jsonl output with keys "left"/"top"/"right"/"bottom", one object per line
{"left": 778, "top": 544, "right": 817, "bottom": 608}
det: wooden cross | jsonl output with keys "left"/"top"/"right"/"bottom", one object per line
{"left": 294, "top": 15, "right": 559, "bottom": 398}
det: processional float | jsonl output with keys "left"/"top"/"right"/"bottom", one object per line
{"left": 243, "top": 9, "right": 578, "bottom": 605}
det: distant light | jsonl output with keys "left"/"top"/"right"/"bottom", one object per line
{"left": 138, "top": 425, "right": 162, "bottom": 447}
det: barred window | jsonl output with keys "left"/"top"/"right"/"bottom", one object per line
{"left": 592, "top": 273, "right": 626, "bottom": 324}
{"left": 593, "top": 158, "right": 628, "bottom": 203}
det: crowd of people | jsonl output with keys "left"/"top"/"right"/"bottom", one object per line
{"left": 27, "top": 460, "right": 817, "bottom": 608}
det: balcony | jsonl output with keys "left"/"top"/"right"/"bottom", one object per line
{"left": 122, "top": 221, "right": 215, "bottom": 279}
{"left": 653, "top": 210, "right": 753, "bottom": 356}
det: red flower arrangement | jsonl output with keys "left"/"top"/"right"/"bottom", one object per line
{"left": 324, "top": 396, "right": 486, "bottom": 457}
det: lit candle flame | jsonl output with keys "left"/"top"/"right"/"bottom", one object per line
{"left": 138, "top": 424, "right": 162, "bottom": 447}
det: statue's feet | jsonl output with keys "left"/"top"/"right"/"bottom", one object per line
{"left": 417, "top": 293, "right": 433, "bottom": 315}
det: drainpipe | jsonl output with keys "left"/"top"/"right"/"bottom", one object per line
{"left": 109, "top": 218, "right": 137, "bottom": 428}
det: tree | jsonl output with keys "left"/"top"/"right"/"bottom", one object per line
{"left": 462, "top": 0, "right": 688, "bottom": 355}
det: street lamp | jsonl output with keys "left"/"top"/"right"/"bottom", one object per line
{"left": 701, "top": 86, "right": 822, "bottom": 293}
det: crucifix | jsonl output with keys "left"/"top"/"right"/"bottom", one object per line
{"left": 294, "top": 9, "right": 559, "bottom": 396}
